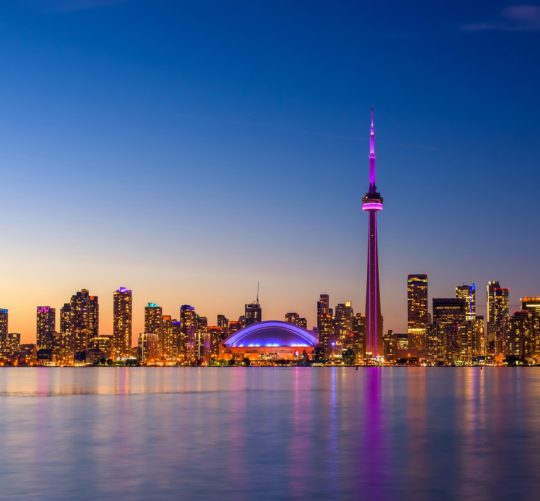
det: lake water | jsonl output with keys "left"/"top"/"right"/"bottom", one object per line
{"left": 0, "top": 367, "right": 539, "bottom": 500}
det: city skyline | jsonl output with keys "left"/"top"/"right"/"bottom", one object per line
{"left": 1, "top": 1, "right": 540, "bottom": 342}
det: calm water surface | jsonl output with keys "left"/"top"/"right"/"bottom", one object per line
{"left": 0, "top": 367, "right": 539, "bottom": 500}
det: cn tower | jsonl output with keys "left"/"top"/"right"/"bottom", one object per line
{"left": 362, "top": 109, "right": 384, "bottom": 358}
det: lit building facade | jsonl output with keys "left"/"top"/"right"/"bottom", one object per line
{"left": 88, "top": 335, "right": 113, "bottom": 363}
{"left": 285, "top": 312, "right": 307, "bottom": 328}
{"left": 0, "top": 333, "right": 20, "bottom": 362}
{"left": 352, "top": 313, "right": 365, "bottom": 361}
{"left": 407, "top": 274, "right": 429, "bottom": 355}
{"left": 504, "top": 311, "right": 533, "bottom": 363}
{"left": 138, "top": 332, "right": 160, "bottom": 364}
{"left": 334, "top": 301, "right": 354, "bottom": 352}
{"left": 244, "top": 301, "right": 262, "bottom": 326}
{"left": 456, "top": 283, "right": 476, "bottom": 322}
{"left": 0, "top": 309, "right": 8, "bottom": 338}
{"left": 180, "top": 305, "right": 197, "bottom": 361}
{"left": 522, "top": 297, "right": 540, "bottom": 359}
{"left": 431, "top": 298, "right": 467, "bottom": 363}
{"left": 62, "top": 289, "right": 99, "bottom": 359}
{"left": 317, "top": 294, "right": 334, "bottom": 358}
{"left": 36, "top": 306, "right": 56, "bottom": 351}
{"left": 522, "top": 297, "right": 540, "bottom": 315}
{"left": 487, "top": 281, "right": 509, "bottom": 357}
{"left": 161, "top": 315, "right": 178, "bottom": 361}
{"left": 113, "top": 287, "right": 132, "bottom": 360}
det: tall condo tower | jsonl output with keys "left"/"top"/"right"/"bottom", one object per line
{"left": 362, "top": 109, "right": 384, "bottom": 358}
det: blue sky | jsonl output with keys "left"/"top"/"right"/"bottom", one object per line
{"left": 1, "top": 0, "right": 539, "bottom": 341}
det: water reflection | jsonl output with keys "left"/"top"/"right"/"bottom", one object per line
{"left": 1, "top": 368, "right": 540, "bottom": 499}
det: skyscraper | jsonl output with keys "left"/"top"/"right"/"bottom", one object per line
{"left": 67, "top": 289, "right": 99, "bottom": 356}
{"left": 145, "top": 302, "right": 163, "bottom": 358}
{"left": 521, "top": 297, "right": 540, "bottom": 315}
{"left": 285, "top": 312, "right": 307, "bottom": 328}
{"left": 113, "top": 287, "right": 132, "bottom": 360}
{"left": 456, "top": 283, "right": 476, "bottom": 321}
{"left": 494, "top": 287, "right": 510, "bottom": 356}
{"left": 431, "top": 298, "right": 467, "bottom": 363}
{"left": 407, "top": 274, "right": 429, "bottom": 353}
{"left": 317, "top": 294, "right": 334, "bottom": 357}
{"left": 0, "top": 309, "right": 8, "bottom": 337}
{"left": 180, "top": 305, "right": 197, "bottom": 361}
{"left": 244, "top": 302, "right": 262, "bottom": 326}
{"left": 486, "top": 281, "right": 509, "bottom": 356}
{"left": 161, "top": 315, "right": 177, "bottom": 361}
{"left": 36, "top": 306, "right": 56, "bottom": 351}
{"left": 362, "top": 109, "right": 384, "bottom": 358}
{"left": 504, "top": 310, "right": 533, "bottom": 363}
{"left": 334, "top": 301, "right": 354, "bottom": 351}
{"left": 89, "top": 294, "right": 99, "bottom": 340}
{"left": 352, "top": 313, "right": 365, "bottom": 361}
{"left": 145, "top": 303, "right": 163, "bottom": 335}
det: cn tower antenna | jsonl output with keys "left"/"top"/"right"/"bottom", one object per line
{"left": 256, "top": 281, "right": 260, "bottom": 305}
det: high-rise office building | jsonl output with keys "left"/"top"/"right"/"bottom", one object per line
{"left": 488, "top": 284, "right": 509, "bottom": 357}
{"left": 36, "top": 306, "right": 56, "bottom": 351}
{"left": 217, "top": 314, "right": 229, "bottom": 330}
{"left": 473, "top": 315, "right": 486, "bottom": 359}
{"left": 407, "top": 274, "right": 429, "bottom": 354}
{"left": 521, "top": 297, "right": 540, "bottom": 358}
{"left": 335, "top": 302, "right": 354, "bottom": 351}
{"left": 431, "top": 298, "right": 467, "bottom": 363}
{"left": 456, "top": 284, "right": 476, "bottom": 322}
{"left": 138, "top": 332, "right": 160, "bottom": 364}
{"left": 172, "top": 319, "right": 181, "bottom": 355}
{"left": 63, "top": 289, "right": 99, "bottom": 356}
{"left": 285, "top": 312, "right": 300, "bottom": 325}
{"left": 208, "top": 326, "right": 223, "bottom": 357}
{"left": 362, "top": 109, "right": 384, "bottom": 358}
{"left": 89, "top": 294, "right": 99, "bottom": 340}
{"left": 195, "top": 316, "right": 210, "bottom": 362}
{"left": 486, "top": 281, "right": 509, "bottom": 356}
{"left": 88, "top": 335, "right": 113, "bottom": 362}
{"left": 285, "top": 312, "right": 307, "bottom": 328}
{"left": 145, "top": 303, "right": 163, "bottom": 335}
{"left": 244, "top": 301, "right": 262, "bottom": 326}
{"left": 317, "top": 294, "right": 334, "bottom": 357}
{"left": 0, "top": 309, "right": 11, "bottom": 361}
{"left": 180, "top": 305, "right": 197, "bottom": 360}
{"left": 0, "top": 309, "right": 8, "bottom": 337}
{"left": 162, "top": 315, "right": 180, "bottom": 361}
{"left": 112, "top": 287, "right": 132, "bottom": 360}
{"left": 0, "top": 332, "right": 20, "bottom": 361}
{"left": 352, "top": 313, "right": 365, "bottom": 361}
{"left": 504, "top": 310, "right": 533, "bottom": 362}
{"left": 144, "top": 302, "right": 163, "bottom": 359}
{"left": 521, "top": 297, "right": 540, "bottom": 315}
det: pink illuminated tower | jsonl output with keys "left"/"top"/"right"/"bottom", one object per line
{"left": 362, "top": 109, "right": 384, "bottom": 358}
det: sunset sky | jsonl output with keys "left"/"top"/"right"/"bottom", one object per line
{"left": 1, "top": 0, "right": 539, "bottom": 343}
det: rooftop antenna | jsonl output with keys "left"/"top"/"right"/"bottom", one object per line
{"left": 256, "top": 281, "right": 260, "bottom": 305}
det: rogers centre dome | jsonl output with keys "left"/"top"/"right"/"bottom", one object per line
{"left": 223, "top": 321, "right": 318, "bottom": 348}
{"left": 220, "top": 321, "right": 318, "bottom": 361}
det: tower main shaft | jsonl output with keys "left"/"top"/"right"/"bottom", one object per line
{"left": 362, "top": 109, "right": 384, "bottom": 358}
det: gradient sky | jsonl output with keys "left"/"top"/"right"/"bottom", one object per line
{"left": 1, "top": 0, "right": 539, "bottom": 343}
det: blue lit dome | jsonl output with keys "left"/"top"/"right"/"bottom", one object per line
{"left": 223, "top": 321, "right": 318, "bottom": 348}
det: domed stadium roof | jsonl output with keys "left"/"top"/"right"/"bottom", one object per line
{"left": 223, "top": 321, "right": 318, "bottom": 348}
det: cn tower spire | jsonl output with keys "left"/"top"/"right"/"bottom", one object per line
{"left": 362, "top": 108, "right": 384, "bottom": 360}
{"left": 369, "top": 106, "right": 376, "bottom": 192}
